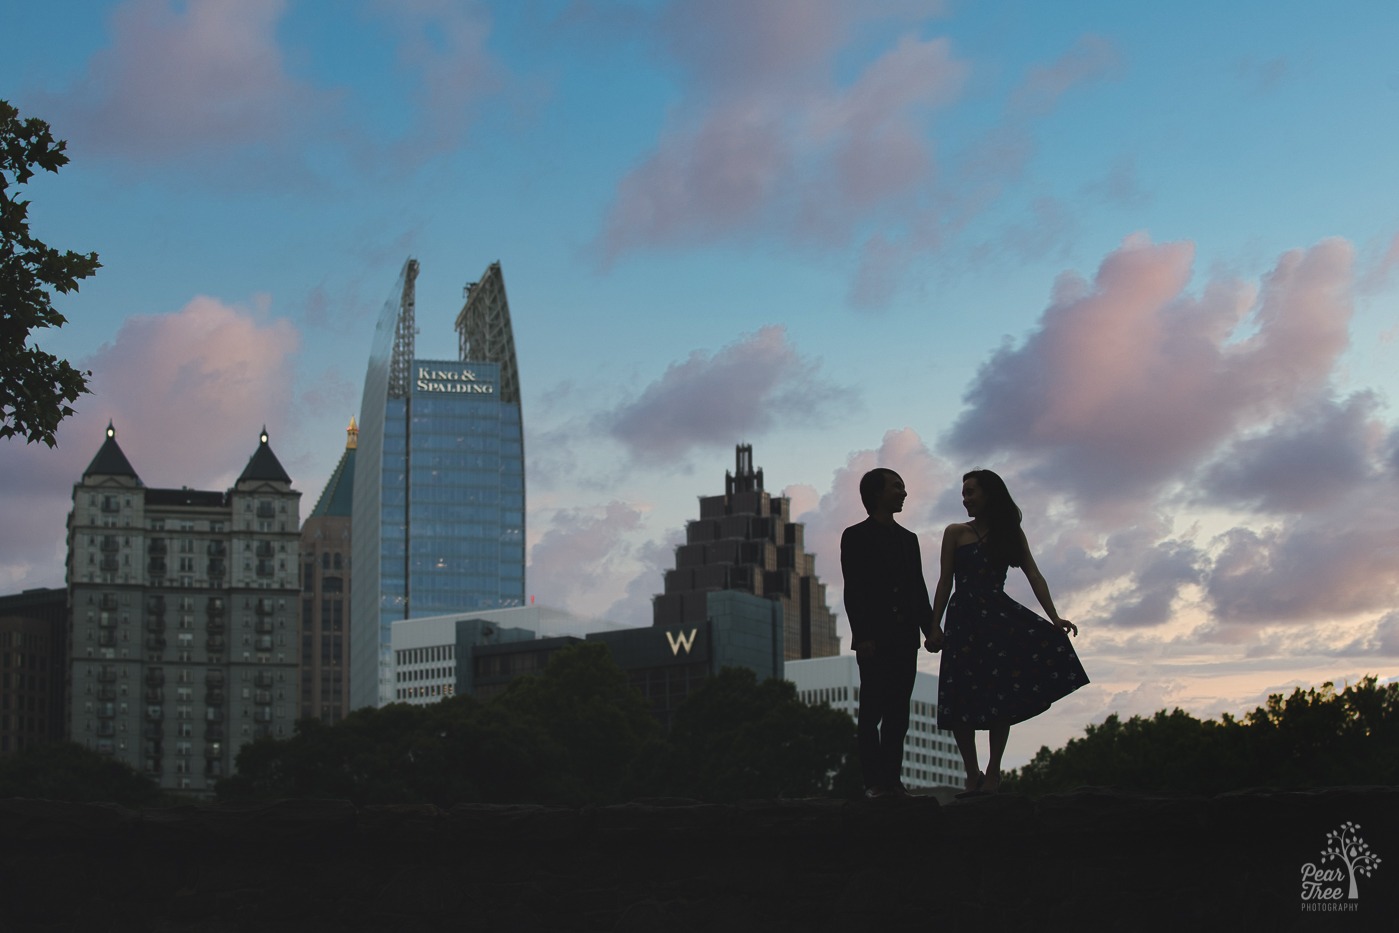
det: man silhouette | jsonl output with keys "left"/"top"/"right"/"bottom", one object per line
{"left": 841, "top": 468, "right": 940, "bottom": 797}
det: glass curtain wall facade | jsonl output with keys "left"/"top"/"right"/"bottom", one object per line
{"left": 351, "top": 260, "right": 525, "bottom": 709}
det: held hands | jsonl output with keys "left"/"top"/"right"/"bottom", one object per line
{"left": 923, "top": 629, "right": 944, "bottom": 653}
{"left": 1052, "top": 617, "right": 1079, "bottom": 637}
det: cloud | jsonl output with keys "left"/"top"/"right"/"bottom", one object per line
{"left": 44, "top": 0, "right": 334, "bottom": 163}
{"left": 1008, "top": 34, "right": 1122, "bottom": 117}
{"left": 38, "top": 0, "right": 512, "bottom": 182}
{"left": 1198, "top": 391, "right": 1385, "bottom": 514}
{"left": 0, "top": 296, "right": 300, "bottom": 590}
{"left": 1204, "top": 490, "right": 1399, "bottom": 628}
{"left": 527, "top": 501, "right": 647, "bottom": 620}
{"left": 601, "top": 325, "right": 853, "bottom": 465}
{"left": 596, "top": 4, "right": 966, "bottom": 263}
{"left": 367, "top": 0, "right": 508, "bottom": 159}
{"left": 945, "top": 236, "right": 1356, "bottom": 516}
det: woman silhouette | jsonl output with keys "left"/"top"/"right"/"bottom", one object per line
{"left": 927, "top": 469, "right": 1088, "bottom": 795}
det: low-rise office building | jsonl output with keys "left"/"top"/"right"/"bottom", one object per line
{"left": 786, "top": 655, "right": 964, "bottom": 790}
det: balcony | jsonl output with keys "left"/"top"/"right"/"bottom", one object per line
{"left": 99, "top": 594, "right": 119, "bottom": 611}
{"left": 144, "top": 636, "right": 166, "bottom": 652}
{"left": 255, "top": 560, "right": 276, "bottom": 578}
{"left": 207, "top": 596, "right": 225, "bottom": 614}
{"left": 148, "top": 539, "right": 168, "bottom": 555}
{"left": 254, "top": 619, "right": 274, "bottom": 635}
{"left": 254, "top": 690, "right": 273, "bottom": 705}
{"left": 254, "top": 541, "right": 275, "bottom": 559}
{"left": 99, "top": 556, "right": 120, "bottom": 573}
{"left": 254, "top": 636, "right": 274, "bottom": 651}
{"left": 207, "top": 541, "right": 227, "bottom": 557}
{"left": 145, "top": 706, "right": 164, "bottom": 722}
{"left": 253, "top": 709, "right": 274, "bottom": 723}
{"left": 97, "top": 632, "right": 117, "bottom": 648}
{"left": 205, "top": 689, "right": 225, "bottom": 706}
{"left": 207, "top": 635, "right": 226, "bottom": 651}
{"left": 144, "top": 688, "right": 163, "bottom": 704}
{"left": 99, "top": 668, "right": 120, "bottom": 683}
{"left": 206, "top": 619, "right": 226, "bottom": 635}
{"left": 142, "top": 723, "right": 163, "bottom": 740}
{"left": 204, "top": 737, "right": 223, "bottom": 756}
{"left": 100, "top": 497, "right": 121, "bottom": 514}
{"left": 100, "top": 537, "right": 120, "bottom": 553}
{"left": 205, "top": 671, "right": 225, "bottom": 687}
{"left": 95, "top": 703, "right": 116, "bottom": 720}
{"left": 96, "top": 685, "right": 117, "bottom": 701}
{"left": 207, "top": 559, "right": 226, "bottom": 578}
{"left": 97, "top": 614, "right": 118, "bottom": 629}
{"left": 147, "top": 595, "right": 166, "bottom": 614}
{"left": 146, "top": 617, "right": 165, "bottom": 634}
{"left": 146, "top": 669, "right": 165, "bottom": 686}
{"left": 254, "top": 598, "right": 274, "bottom": 616}
{"left": 254, "top": 672, "right": 274, "bottom": 688}
{"left": 256, "top": 502, "right": 276, "bottom": 519}
{"left": 95, "top": 722, "right": 116, "bottom": 737}
{"left": 204, "top": 761, "right": 224, "bottom": 778}
{"left": 148, "top": 558, "right": 167, "bottom": 577}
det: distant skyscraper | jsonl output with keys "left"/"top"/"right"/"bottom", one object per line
{"left": 298, "top": 419, "right": 356, "bottom": 722}
{"left": 654, "top": 444, "right": 841, "bottom": 660}
{"left": 0, "top": 586, "right": 67, "bottom": 754}
{"left": 351, "top": 259, "right": 526, "bottom": 709}
{"left": 67, "top": 423, "right": 301, "bottom": 794}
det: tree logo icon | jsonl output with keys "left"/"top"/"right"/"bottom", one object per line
{"left": 1300, "top": 821, "right": 1382, "bottom": 909}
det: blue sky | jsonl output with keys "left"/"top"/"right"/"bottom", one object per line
{"left": 5, "top": 0, "right": 1399, "bottom": 765}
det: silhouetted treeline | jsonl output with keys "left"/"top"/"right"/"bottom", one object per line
{"left": 1007, "top": 676, "right": 1399, "bottom": 795}
{"left": 0, "top": 740, "right": 164, "bottom": 807}
{"left": 217, "top": 643, "right": 863, "bottom": 806}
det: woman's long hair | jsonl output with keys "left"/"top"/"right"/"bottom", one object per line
{"left": 966, "top": 469, "right": 1026, "bottom": 568}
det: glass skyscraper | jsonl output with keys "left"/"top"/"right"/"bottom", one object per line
{"left": 351, "top": 259, "right": 525, "bottom": 709}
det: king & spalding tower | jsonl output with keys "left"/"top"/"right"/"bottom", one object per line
{"left": 350, "top": 260, "right": 525, "bottom": 709}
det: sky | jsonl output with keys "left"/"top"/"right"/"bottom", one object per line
{"left": 4, "top": 0, "right": 1399, "bottom": 768}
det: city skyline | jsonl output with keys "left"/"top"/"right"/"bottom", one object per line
{"left": 3, "top": 1, "right": 1399, "bottom": 766}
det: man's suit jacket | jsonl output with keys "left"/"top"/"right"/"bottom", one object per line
{"left": 840, "top": 518, "right": 934, "bottom": 650}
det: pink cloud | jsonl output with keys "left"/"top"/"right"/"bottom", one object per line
{"left": 603, "top": 325, "right": 852, "bottom": 465}
{"left": 527, "top": 501, "right": 646, "bottom": 619}
{"left": 946, "top": 236, "right": 1356, "bottom": 513}
{"left": 1199, "top": 391, "right": 1384, "bottom": 513}
{"left": 597, "top": 4, "right": 967, "bottom": 263}
{"left": 1205, "top": 492, "right": 1399, "bottom": 626}
{"left": 46, "top": 0, "right": 333, "bottom": 161}
{"left": 0, "top": 296, "right": 300, "bottom": 590}
{"left": 1009, "top": 34, "right": 1122, "bottom": 117}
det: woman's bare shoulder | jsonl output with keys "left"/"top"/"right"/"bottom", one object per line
{"left": 943, "top": 522, "right": 978, "bottom": 547}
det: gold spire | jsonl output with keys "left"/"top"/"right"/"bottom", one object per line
{"left": 346, "top": 416, "right": 358, "bottom": 450}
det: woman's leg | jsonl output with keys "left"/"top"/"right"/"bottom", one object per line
{"left": 983, "top": 722, "right": 1010, "bottom": 792}
{"left": 952, "top": 726, "right": 980, "bottom": 790}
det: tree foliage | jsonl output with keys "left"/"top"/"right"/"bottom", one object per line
{"left": 217, "top": 645, "right": 861, "bottom": 806}
{"left": 0, "top": 741, "right": 162, "bottom": 807}
{"left": 1008, "top": 676, "right": 1399, "bottom": 795}
{"left": 1, "top": 99, "right": 99, "bottom": 446}
{"left": 659, "top": 667, "right": 861, "bottom": 801}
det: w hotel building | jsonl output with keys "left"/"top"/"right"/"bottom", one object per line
{"left": 351, "top": 260, "right": 525, "bottom": 709}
